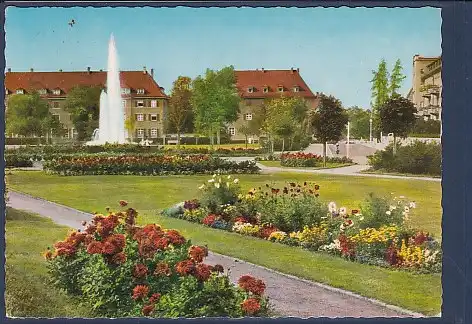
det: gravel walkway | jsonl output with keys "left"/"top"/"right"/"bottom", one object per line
{"left": 7, "top": 190, "right": 424, "bottom": 318}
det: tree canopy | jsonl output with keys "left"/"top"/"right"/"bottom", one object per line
{"left": 379, "top": 96, "right": 417, "bottom": 139}
{"left": 345, "top": 106, "right": 372, "bottom": 139}
{"left": 167, "top": 76, "right": 193, "bottom": 147}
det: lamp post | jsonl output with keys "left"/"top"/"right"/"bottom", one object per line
{"left": 369, "top": 117, "right": 373, "bottom": 143}
{"left": 346, "top": 121, "right": 350, "bottom": 159}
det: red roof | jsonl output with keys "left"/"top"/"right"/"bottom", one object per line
{"left": 235, "top": 69, "right": 316, "bottom": 99}
{"left": 4, "top": 70, "right": 167, "bottom": 98}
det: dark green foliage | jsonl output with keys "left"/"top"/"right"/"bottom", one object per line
{"left": 359, "top": 193, "right": 405, "bottom": 229}
{"left": 379, "top": 96, "right": 417, "bottom": 139}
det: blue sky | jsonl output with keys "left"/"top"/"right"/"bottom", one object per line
{"left": 5, "top": 6, "right": 441, "bottom": 108}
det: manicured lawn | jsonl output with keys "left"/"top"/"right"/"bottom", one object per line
{"left": 258, "top": 160, "right": 354, "bottom": 169}
{"left": 5, "top": 171, "right": 442, "bottom": 315}
{"left": 361, "top": 169, "right": 441, "bottom": 179}
{"left": 5, "top": 207, "right": 92, "bottom": 318}
{"left": 164, "top": 143, "right": 260, "bottom": 150}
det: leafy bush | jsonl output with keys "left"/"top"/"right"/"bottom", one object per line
{"left": 6, "top": 153, "right": 33, "bottom": 168}
{"left": 359, "top": 193, "right": 407, "bottom": 229}
{"left": 198, "top": 175, "right": 241, "bottom": 214}
{"left": 367, "top": 141, "right": 441, "bottom": 176}
{"left": 45, "top": 203, "right": 269, "bottom": 318}
{"left": 280, "top": 152, "right": 353, "bottom": 167}
{"left": 43, "top": 154, "right": 260, "bottom": 176}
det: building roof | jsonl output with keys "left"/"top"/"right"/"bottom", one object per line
{"left": 234, "top": 69, "right": 316, "bottom": 99}
{"left": 4, "top": 70, "right": 167, "bottom": 98}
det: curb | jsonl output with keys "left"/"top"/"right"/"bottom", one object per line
{"left": 8, "top": 191, "right": 430, "bottom": 318}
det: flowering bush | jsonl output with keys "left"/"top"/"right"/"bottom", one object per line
{"left": 161, "top": 179, "right": 442, "bottom": 274}
{"left": 45, "top": 202, "right": 269, "bottom": 318}
{"left": 198, "top": 174, "right": 241, "bottom": 214}
{"left": 43, "top": 154, "right": 260, "bottom": 176}
{"left": 280, "top": 152, "right": 353, "bottom": 167}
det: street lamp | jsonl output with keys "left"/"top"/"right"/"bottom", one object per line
{"left": 346, "top": 121, "right": 350, "bottom": 159}
{"left": 369, "top": 117, "right": 373, "bottom": 143}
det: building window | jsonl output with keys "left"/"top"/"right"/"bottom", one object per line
{"left": 245, "top": 113, "right": 253, "bottom": 121}
{"left": 121, "top": 88, "right": 131, "bottom": 95}
{"left": 247, "top": 87, "right": 254, "bottom": 93}
{"left": 137, "top": 114, "right": 144, "bottom": 122}
{"left": 137, "top": 89, "right": 145, "bottom": 95}
{"left": 137, "top": 129, "right": 145, "bottom": 138}
{"left": 136, "top": 100, "right": 144, "bottom": 108}
{"left": 263, "top": 87, "right": 269, "bottom": 93}
{"left": 53, "top": 89, "right": 61, "bottom": 95}
{"left": 151, "top": 100, "right": 158, "bottom": 108}
{"left": 150, "top": 128, "right": 158, "bottom": 138}
{"left": 39, "top": 89, "right": 47, "bottom": 95}
{"left": 228, "top": 127, "right": 236, "bottom": 136}
{"left": 52, "top": 101, "right": 60, "bottom": 109}
{"left": 293, "top": 86, "right": 299, "bottom": 92}
{"left": 150, "top": 114, "right": 159, "bottom": 122}
{"left": 122, "top": 100, "right": 126, "bottom": 108}
{"left": 278, "top": 86, "right": 284, "bottom": 92}
{"left": 16, "top": 89, "right": 24, "bottom": 94}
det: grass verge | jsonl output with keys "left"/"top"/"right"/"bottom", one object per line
{"left": 5, "top": 207, "right": 92, "bottom": 318}
{"left": 258, "top": 161, "right": 354, "bottom": 169}
{"left": 360, "top": 169, "right": 441, "bottom": 179}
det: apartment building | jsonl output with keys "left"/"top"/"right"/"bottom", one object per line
{"left": 229, "top": 68, "right": 319, "bottom": 141}
{"left": 4, "top": 67, "right": 168, "bottom": 140}
{"left": 407, "top": 55, "right": 442, "bottom": 121}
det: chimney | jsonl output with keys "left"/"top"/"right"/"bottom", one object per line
{"left": 151, "top": 68, "right": 154, "bottom": 79}
{"left": 7, "top": 68, "right": 11, "bottom": 73}
{"left": 87, "top": 67, "right": 91, "bottom": 74}
{"left": 291, "top": 67, "right": 294, "bottom": 74}
{"left": 99, "top": 69, "right": 103, "bottom": 72}
{"left": 143, "top": 66, "right": 147, "bottom": 74}
{"left": 59, "top": 69, "right": 63, "bottom": 72}
{"left": 297, "top": 68, "right": 299, "bottom": 73}
{"left": 30, "top": 68, "right": 34, "bottom": 72}
{"left": 261, "top": 68, "right": 265, "bottom": 73}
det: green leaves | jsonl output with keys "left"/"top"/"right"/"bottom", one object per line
{"left": 311, "top": 94, "right": 348, "bottom": 143}
{"left": 378, "top": 96, "right": 417, "bottom": 138}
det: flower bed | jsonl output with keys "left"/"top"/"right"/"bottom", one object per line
{"left": 280, "top": 152, "right": 353, "bottom": 167}
{"left": 162, "top": 175, "right": 441, "bottom": 274}
{"left": 44, "top": 202, "right": 269, "bottom": 318}
{"left": 42, "top": 154, "right": 260, "bottom": 176}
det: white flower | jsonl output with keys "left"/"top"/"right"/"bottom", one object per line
{"left": 339, "top": 207, "right": 347, "bottom": 216}
{"left": 198, "top": 184, "right": 205, "bottom": 190}
{"left": 214, "top": 182, "right": 220, "bottom": 189}
{"left": 359, "top": 216, "right": 364, "bottom": 221}
{"left": 212, "top": 174, "right": 217, "bottom": 178}
{"left": 233, "top": 178, "right": 239, "bottom": 184}
{"left": 399, "top": 195, "right": 405, "bottom": 199}
{"left": 404, "top": 206, "right": 410, "bottom": 213}
{"left": 208, "top": 179, "right": 215, "bottom": 183}
{"left": 227, "top": 175, "right": 232, "bottom": 180}
{"left": 409, "top": 201, "right": 416, "bottom": 209}
{"left": 328, "top": 202, "right": 337, "bottom": 213}
{"left": 386, "top": 210, "right": 392, "bottom": 216}
{"left": 389, "top": 205, "right": 397, "bottom": 211}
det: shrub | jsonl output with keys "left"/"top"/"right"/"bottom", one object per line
{"left": 5, "top": 153, "right": 33, "bottom": 168}
{"left": 198, "top": 175, "right": 241, "bottom": 214}
{"left": 367, "top": 141, "right": 441, "bottom": 176}
{"left": 358, "top": 193, "right": 408, "bottom": 229}
{"left": 45, "top": 203, "right": 269, "bottom": 318}
{"left": 280, "top": 152, "right": 353, "bottom": 167}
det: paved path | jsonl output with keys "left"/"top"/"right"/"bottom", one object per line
{"left": 7, "top": 190, "right": 424, "bottom": 318}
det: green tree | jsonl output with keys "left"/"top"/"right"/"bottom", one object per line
{"left": 6, "top": 92, "right": 60, "bottom": 142}
{"left": 63, "top": 85, "right": 102, "bottom": 141}
{"left": 124, "top": 116, "right": 136, "bottom": 143}
{"left": 379, "top": 96, "right": 417, "bottom": 154}
{"left": 192, "top": 66, "right": 240, "bottom": 148}
{"left": 168, "top": 76, "right": 193, "bottom": 149}
{"left": 264, "top": 96, "right": 299, "bottom": 153}
{"left": 346, "top": 106, "right": 371, "bottom": 140}
{"left": 389, "top": 59, "right": 406, "bottom": 98}
{"left": 370, "top": 59, "right": 390, "bottom": 140}
{"left": 310, "top": 94, "right": 349, "bottom": 166}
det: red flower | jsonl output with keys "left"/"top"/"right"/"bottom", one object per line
{"left": 132, "top": 285, "right": 149, "bottom": 300}
{"left": 149, "top": 293, "right": 161, "bottom": 304}
{"left": 241, "top": 298, "right": 261, "bottom": 315}
{"left": 106, "top": 234, "right": 126, "bottom": 250}
{"left": 85, "top": 224, "right": 97, "bottom": 235}
{"left": 351, "top": 209, "right": 359, "bottom": 215}
{"left": 111, "top": 252, "right": 127, "bottom": 264}
{"left": 154, "top": 262, "right": 172, "bottom": 276}
{"left": 202, "top": 214, "right": 217, "bottom": 226}
{"left": 188, "top": 245, "right": 208, "bottom": 263}
{"left": 154, "top": 237, "right": 170, "bottom": 250}
{"left": 102, "top": 241, "right": 117, "bottom": 255}
{"left": 86, "top": 241, "right": 103, "bottom": 254}
{"left": 119, "top": 200, "right": 128, "bottom": 207}
{"left": 175, "top": 259, "right": 195, "bottom": 276}
{"left": 194, "top": 263, "right": 212, "bottom": 282}
{"left": 338, "top": 234, "right": 356, "bottom": 259}
{"left": 165, "top": 230, "right": 186, "bottom": 245}
{"left": 234, "top": 217, "right": 249, "bottom": 223}
{"left": 238, "top": 275, "right": 266, "bottom": 296}
{"left": 142, "top": 304, "right": 154, "bottom": 316}
{"left": 133, "top": 263, "right": 149, "bottom": 278}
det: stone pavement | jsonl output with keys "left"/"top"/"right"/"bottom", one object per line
{"left": 7, "top": 190, "right": 425, "bottom": 318}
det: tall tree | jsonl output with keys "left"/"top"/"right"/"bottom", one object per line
{"left": 345, "top": 106, "right": 371, "bottom": 140}
{"left": 168, "top": 76, "right": 193, "bottom": 149}
{"left": 379, "top": 96, "right": 417, "bottom": 154}
{"left": 310, "top": 94, "right": 348, "bottom": 166}
{"left": 124, "top": 116, "right": 136, "bottom": 142}
{"left": 63, "top": 85, "right": 102, "bottom": 141}
{"left": 370, "top": 59, "right": 390, "bottom": 140}
{"left": 6, "top": 92, "right": 60, "bottom": 141}
{"left": 192, "top": 66, "right": 240, "bottom": 148}
{"left": 264, "top": 96, "right": 299, "bottom": 153}
{"left": 389, "top": 59, "right": 406, "bottom": 98}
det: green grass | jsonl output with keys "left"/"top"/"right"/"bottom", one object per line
{"left": 5, "top": 207, "right": 92, "bottom": 318}
{"left": 258, "top": 160, "right": 354, "bottom": 169}
{"left": 6, "top": 171, "right": 443, "bottom": 315}
{"left": 360, "top": 169, "right": 441, "bottom": 179}
{"left": 163, "top": 143, "right": 260, "bottom": 150}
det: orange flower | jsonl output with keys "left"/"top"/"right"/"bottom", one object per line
{"left": 188, "top": 245, "right": 208, "bottom": 263}
{"left": 132, "top": 285, "right": 149, "bottom": 300}
{"left": 175, "top": 259, "right": 195, "bottom": 276}
{"left": 154, "top": 262, "right": 172, "bottom": 277}
{"left": 111, "top": 252, "right": 127, "bottom": 264}
{"left": 238, "top": 275, "right": 266, "bottom": 296}
{"left": 165, "top": 230, "right": 186, "bottom": 245}
{"left": 194, "top": 263, "right": 212, "bottom": 282}
{"left": 133, "top": 263, "right": 149, "bottom": 278}
{"left": 42, "top": 249, "right": 53, "bottom": 260}
{"left": 149, "top": 293, "right": 161, "bottom": 304}
{"left": 142, "top": 304, "right": 155, "bottom": 316}
{"left": 119, "top": 200, "right": 128, "bottom": 207}
{"left": 86, "top": 241, "right": 103, "bottom": 254}
{"left": 102, "top": 241, "right": 117, "bottom": 255}
{"left": 241, "top": 298, "right": 261, "bottom": 315}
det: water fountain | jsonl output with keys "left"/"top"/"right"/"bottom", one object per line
{"left": 86, "top": 34, "right": 127, "bottom": 145}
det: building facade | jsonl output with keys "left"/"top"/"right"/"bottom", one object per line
{"left": 407, "top": 55, "right": 442, "bottom": 121}
{"left": 4, "top": 67, "right": 168, "bottom": 141}
{"left": 229, "top": 68, "right": 319, "bottom": 141}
